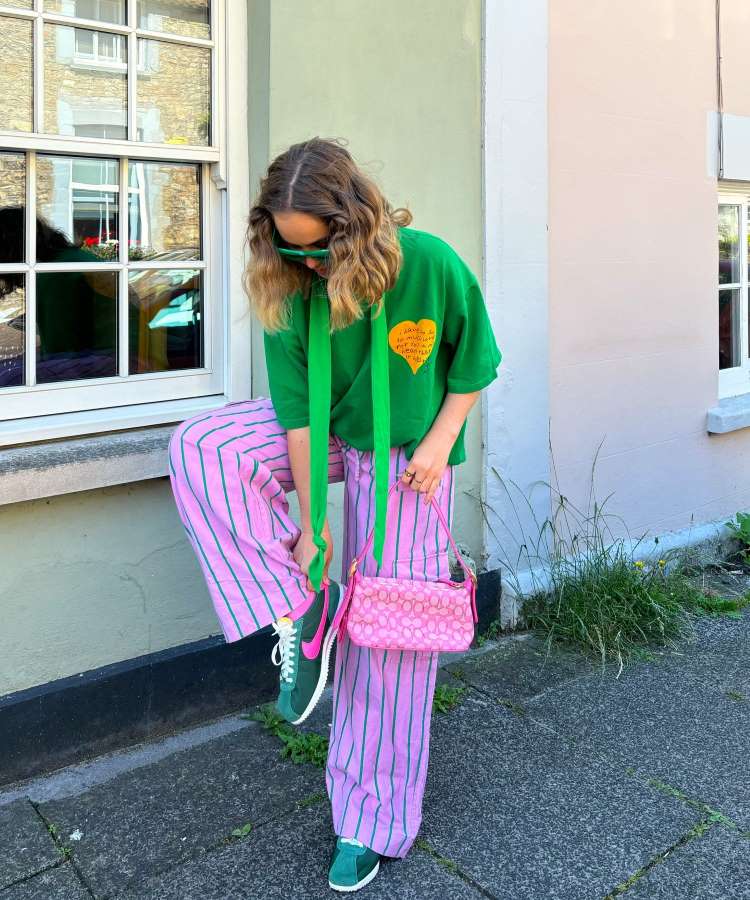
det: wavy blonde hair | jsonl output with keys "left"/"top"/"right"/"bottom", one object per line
{"left": 244, "top": 137, "right": 412, "bottom": 333}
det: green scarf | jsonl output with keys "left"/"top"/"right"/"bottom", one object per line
{"left": 306, "top": 277, "right": 390, "bottom": 592}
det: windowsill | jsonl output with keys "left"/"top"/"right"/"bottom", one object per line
{"left": 707, "top": 393, "right": 750, "bottom": 434}
{"left": 0, "top": 396, "right": 230, "bottom": 506}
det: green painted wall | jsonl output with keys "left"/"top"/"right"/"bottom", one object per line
{"left": 0, "top": 480, "right": 213, "bottom": 695}
{"left": 1, "top": 1, "right": 485, "bottom": 697}
{"left": 250, "top": 0, "right": 485, "bottom": 566}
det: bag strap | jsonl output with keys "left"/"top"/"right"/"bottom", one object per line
{"left": 348, "top": 477, "right": 477, "bottom": 585}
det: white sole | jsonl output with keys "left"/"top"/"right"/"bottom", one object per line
{"left": 328, "top": 860, "right": 380, "bottom": 892}
{"left": 290, "top": 621, "right": 339, "bottom": 725}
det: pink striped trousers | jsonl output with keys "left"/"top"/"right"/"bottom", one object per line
{"left": 167, "top": 396, "right": 456, "bottom": 858}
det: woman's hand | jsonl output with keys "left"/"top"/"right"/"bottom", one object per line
{"left": 293, "top": 518, "right": 334, "bottom": 592}
{"left": 400, "top": 430, "right": 453, "bottom": 504}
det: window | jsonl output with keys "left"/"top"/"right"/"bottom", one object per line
{"left": 0, "top": 0, "right": 224, "bottom": 424}
{"left": 718, "top": 192, "right": 750, "bottom": 397}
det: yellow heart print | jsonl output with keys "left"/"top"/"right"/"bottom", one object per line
{"left": 388, "top": 319, "right": 437, "bottom": 374}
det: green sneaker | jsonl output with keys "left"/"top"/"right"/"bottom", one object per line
{"left": 271, "top": 580, "right": 341, "bottom": 725}
{"left": 328, "top": 837, "right": 381, "bottom": 892}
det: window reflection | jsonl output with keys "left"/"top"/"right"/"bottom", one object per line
{"left": 137, "top": 39, "right": 210, "bottom": 145}
{"left": 37, "top": 155, "right": 120, "bottom": 258}
{"left": 0, "top": 208, "right": 119, "bottom": 385}
{"left": 0, "top": 278, "right": 25, "bottom": 388}
{"left": 138, "top": 0, "right": 210, "bottom": 39}
{"left": 719, "top": 288, "right": 741, "bottom": 370}
{"left": 128, "top": 269, "right": 201, "bottom": 373}
{"left": 0, "top": 16, "right": 33, "bottom": 133}
{"left": 37, "top": 269, "right": 118, "bottom": 383}
{"left": 44, "top": 0, "right": 126, "bottom": 25}
{"left": 128, "top": 161, "right": 200, "bottom": 260}
{"left": 44, "top": 23, "right": 127, "bottom": 137}
{"left": 718, "top": 205, "right": 740, "bottom": 286}
{"left": 0, "top": 154, "right": 27, "bottom": 262}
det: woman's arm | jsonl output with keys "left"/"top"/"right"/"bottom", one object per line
{"left": 287, "top": 425, "right": 334, "bottom": 591}
{"left": 400, "top": 390, "right": 481, "bottom": 503}
{"left": 287, "top": 425, "right": 313, "bottom": 528}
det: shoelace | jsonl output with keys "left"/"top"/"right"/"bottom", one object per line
{"left": 270, "top": 618, "right": 298, "bottom": 684}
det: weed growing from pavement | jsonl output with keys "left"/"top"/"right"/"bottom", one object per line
{"left": 245, "top": 704, "right": 329, "bottom": 767}
{"left": 474, "top": 619, "right": 503, "bottom": 647}
{"left": 521, "top": 548, "right": 705, "bottom": 674}
{"left": 414, "top": 838, "right": 459, "bottom": 873}
{"left": 692, "top": 590, "right": 750, "bottom": 618}
{"left": 467, "top": 439, "right": 747, "bottom": 675}
{"left": 432, "top": 683, "right": 467, "bottom": 714}
{"left": 726, "top": 512, "right": 750, "bottom": 562}
{"left": 727, "top": 689, "right": 746, "bottom": 702}
{"left": 298, "top": 791, "right": 326, "bottom": 808}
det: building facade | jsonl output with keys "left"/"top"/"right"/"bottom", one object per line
{"left": 1, "top": 1, "right": 747, "bottom": 779}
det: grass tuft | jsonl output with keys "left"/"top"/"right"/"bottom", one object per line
{"left": 465, "top": 441, "right": 750, "bottom": 674}
{"left": 432, "top": 683, "right": 467, "bottom": 714}
{"left": 522, "top": 549, "right": 706, "bottom": 672}
{"left": 475, "top": 619, "right": 503, "bottom": 648}
{"left": 247, "top": 704, "right": 329, "bottom": 767}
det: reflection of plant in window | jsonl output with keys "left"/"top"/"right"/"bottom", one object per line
{"left": 82, "top": 239, "right": 119, "bottom": 260}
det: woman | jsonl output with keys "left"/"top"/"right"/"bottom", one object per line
{"left": 167, "top": 137, "right": 502, "bottom": 892}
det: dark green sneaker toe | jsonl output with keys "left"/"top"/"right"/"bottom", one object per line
{"left": 328, "top": 837, "right": 381, "bottom": 892}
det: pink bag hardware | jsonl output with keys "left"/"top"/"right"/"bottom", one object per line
{"left": 333, "top": 479, "right": 479, "bottom": 652}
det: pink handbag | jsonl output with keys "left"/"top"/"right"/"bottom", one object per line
{"left": 333, "top": 480, "right": 479, "bottom": 652}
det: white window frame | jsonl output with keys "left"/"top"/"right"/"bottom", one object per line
{"left": 718, "top": 187, "right": 750, "bottom": 399}
{"left": 0, "top": 0, "right": 250, "bottom": 447}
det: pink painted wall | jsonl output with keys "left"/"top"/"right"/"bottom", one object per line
{"left": 549, "top": 0, "right": 750, "bottom": 538}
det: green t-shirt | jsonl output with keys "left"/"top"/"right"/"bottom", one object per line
{"left": 263, "top": 226, "right": 502, "bottom": 466}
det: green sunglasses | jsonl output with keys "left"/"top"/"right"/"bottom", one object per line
{"left": 272, "top": 230, "right": 330, "bottom": 260}
{"left": 276, "top": 245, "right": 330, "bottom": 259}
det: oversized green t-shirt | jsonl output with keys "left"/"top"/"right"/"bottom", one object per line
{"left": 263, "top": 226, "right": 502, "bottom": 466}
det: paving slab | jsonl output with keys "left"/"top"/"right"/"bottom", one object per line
{"left": 681, "top": 604, "right": 750, "bottom": 654}
{"left": 626, "top": 824, "right": 750, "bottom": 899}
{"left": 524, "top": 644, "right": 750, "bottom": 828}
{"left": 115, "top": 803, "right": 484, "bottom": 900}
{"left": 0, "top": 863, "right": 90, "bottom": 900}
{"left": 421, "top": 691, "right": 701, "bottom": 900}
{"left": 648, "top": 645, "right": 750, "bottom": 695}
{"left": 36, "top": 722, "right": 325, "bottom": 898}
{"left": 0, "top": 798, "right": 61, "bottom": 889}
{"left": 443, "top": 633, "right": 608, "bottom": 704}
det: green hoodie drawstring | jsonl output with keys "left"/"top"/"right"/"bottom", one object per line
{"left": 306, "top": 277, "right": 390, "bottom": 593}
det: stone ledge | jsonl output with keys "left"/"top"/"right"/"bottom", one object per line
{"left": 0, "top": 426, "right": 176, "bottom": 506}
{"left": 707, "top": 393, "right": 750, "bottom": 434}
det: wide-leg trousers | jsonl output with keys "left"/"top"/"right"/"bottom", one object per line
{"left": 167, "top": 396, "right": 456, "bottom": 857}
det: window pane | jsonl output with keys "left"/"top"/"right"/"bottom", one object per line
{"left": 44, "top": 24, "right": 127, "bottom": 138}
{"left": 36, "top": 270, "right": 117, "bottom": 383}
{"left": 138, "top": 0, "right": 209, "bottom": 39}
{"left": 0, "top": 16, "right": 33, "bottom": 133}
{"left": 2, "top": 0, "right": 33, "bottom": 9}
{"left": 137, "top": 40, "right": 210, "bottom": 145}
{"left": 0, "top": 276, "right": 25, "bottom": 388}
{"left": 719, "top": 288, "right": 741, "bottom": 370}
{"left": 128, "top": 269, "right": 202, "bottom": 373}
{"left": 37, "top": 154, "right": 120, "bottom": 258}
{"left": 128, "top": 162, "right": 200, "bottom": 260}
{"left": 718, "top": 204, "right": 741, "bottom": 285}
{"left": 0, "top": 153, "right": 26, "bottom": 263}
{"left": 44, "top": 0, "right": 126, "bottom": 25}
